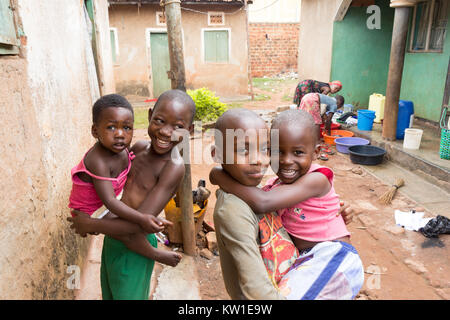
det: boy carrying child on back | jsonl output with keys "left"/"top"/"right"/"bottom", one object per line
{"left": 209, "top": 108, "right": 355, "bottom": 300}
{"left": 68, "top": 90, "right": 196, "bottom": 300}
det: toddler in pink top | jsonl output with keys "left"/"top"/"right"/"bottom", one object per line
{"left": 68, "top": 148, "right": 134, "bottom": 216}
{"left": 210, "top": 109, "right": 364, "bottom": 299}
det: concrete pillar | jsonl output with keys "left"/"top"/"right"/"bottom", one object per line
{"left": 382, "top": 1, "right": 416, "bottom": 140}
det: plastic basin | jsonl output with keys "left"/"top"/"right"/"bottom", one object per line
{"left": 335, "top": 137, "right": 370, "bottom": 154}
{"left": 348, "top": 145, "right": 386, "bottom": 165}
{"left": 320, "top": 123, "right": 341, "bottom": 137}
{"left": 320, "top": 123, "right": 341, "bottom": 130}
{"left": 323, "top": 130, "right": 354, "bottom": 145}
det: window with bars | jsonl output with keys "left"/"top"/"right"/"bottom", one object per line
{"left": 208, "top": 12, "right": 225, "bottom": 26}
{"left": 157, "top": 11, "right": 166, "bottom": 26}
{"left": 409, "top": 0, "right": 448, "bottom": 53}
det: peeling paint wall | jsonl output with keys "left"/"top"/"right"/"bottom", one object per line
{"left": 108, "top": 4, "right": 249, "bottom": 98}
{"left": 297, "top": 0, "right": 341, "bottom": 82}
{"left": 0, "top": 0, "right": 111, "bottom": 299}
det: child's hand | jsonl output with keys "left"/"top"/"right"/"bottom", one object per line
{"left": 337, "top": 201, "right": 354, "bottom": 225}
{"left": 67, "top": 210, "right": 93, "bottom": 237}
{"left": 140, "top": 215, "right": 173, "bottom": 234}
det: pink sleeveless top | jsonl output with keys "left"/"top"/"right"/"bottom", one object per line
{"left": 262, "top": 163, "right": 350, "bottom": 242}
{"left": 68, "top": 149, "right": 135, "bottom": 216}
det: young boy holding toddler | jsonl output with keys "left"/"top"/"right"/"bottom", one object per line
{"left": 68, "top": 90, "right": 195, "bottom": 299}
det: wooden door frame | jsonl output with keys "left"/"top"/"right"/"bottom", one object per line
{"left": 145, "top": 28, "right": 185, "bottom": 98}
{"left": 146, "top": 28, "right": 167, "bottom": 98}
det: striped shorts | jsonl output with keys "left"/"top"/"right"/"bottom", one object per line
{"left": 277, "top": 240, "right": 364, "bottom": 300}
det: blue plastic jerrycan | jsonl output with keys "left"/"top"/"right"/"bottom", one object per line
{"left": 396, "top": 100, "right": 414, "bottom": 140}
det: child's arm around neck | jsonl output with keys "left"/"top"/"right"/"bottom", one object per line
{"left": 210, "top": 166, "right": 331, "bottom": 215}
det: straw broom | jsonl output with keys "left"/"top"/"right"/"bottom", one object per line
{"left": 379, "top": 178, "right": 404, "bottom": 205}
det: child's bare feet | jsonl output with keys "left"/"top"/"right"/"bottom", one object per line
{"left": 154, "top": 250, "right": 182, "bottom": 267}
{"left": 117, "top": 232, "right": 182, "bottom": 266}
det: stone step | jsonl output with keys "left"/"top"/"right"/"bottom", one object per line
{"left": 346, "top": 123, "right": 450, "bottom": 194}
{"left": 152, "top": 255, "right": 201, "bottom": 300}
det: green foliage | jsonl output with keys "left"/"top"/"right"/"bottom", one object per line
{"left": 282, "top": 93, "right": 293, "bottom": 102}
{"left": 254, "top": 93, "right": 271, "bottom": 101}
{"left": 252, "top": 77, "right": 299, "bottom": 93}
{"left": 133, "top": 107, "right": 149, "bottom": 129}
{"left": 187, "top": 88, "right": 228, "bottom": 122}
{"left": 252, "top": 78, "right": 283, "bottom": 91}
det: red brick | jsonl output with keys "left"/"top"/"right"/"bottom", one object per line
{"left": 249, "top": 22, "right": 299, "bottom": 77}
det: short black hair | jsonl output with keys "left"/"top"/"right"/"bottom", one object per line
{"left": 215, "top": 108, "right": 262, "bottom": 134}
{"left": 153, "top": 89, "right": 196, "bottom": 124}
{"left": 214, "top": 108, "right": 266, "bottom": 149}
{"left": 272, "top": 109, "right": 319, "bottom": 145}
{"left": 335, "top": 95, "right": 345, "bottom": 106}
{"left": 92, "top": 94, "right": 134, "bottom": 124}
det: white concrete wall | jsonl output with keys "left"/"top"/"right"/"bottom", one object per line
{"left": 249, "top": 0, "right": 301, "bottom": 23}
{"left": 0, "top": 0, "right": 112, "bottom": 299}
{"left": 297, "top": 0, "right": 340, "bottom": 81}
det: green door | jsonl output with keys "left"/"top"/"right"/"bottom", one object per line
{"left": 150, "top": 32, "right": 171, "bottom": 97}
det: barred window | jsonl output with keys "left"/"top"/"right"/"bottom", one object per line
{"left": 157, "top": 11, "right": 166, "bottom": 26}
{"left": 409, "top": 0, "right": 448, "bottom": 53}
{"left": 208, "top": 12, "right": 225, "bottom": 26}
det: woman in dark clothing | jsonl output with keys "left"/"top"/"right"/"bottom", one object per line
{"left": 293, "top": 79, "right": 342, "bottom": 107}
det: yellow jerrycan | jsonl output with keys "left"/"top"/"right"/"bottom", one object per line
{"left": 368, "top": 93, "right": 385, "bottom": 123}
{"left": 164, "top": 198, "right": 208, "bottom": 244}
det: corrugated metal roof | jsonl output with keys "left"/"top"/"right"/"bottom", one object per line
{"left": 108, "top": 0, "right": 251, "bottom": 5}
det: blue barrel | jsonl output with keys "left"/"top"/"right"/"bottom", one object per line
{"left": 357, "top": 110, "right": 376, "bottom": 131}
{"left": 396, "top": 100, "right": 414, "bottom": 139}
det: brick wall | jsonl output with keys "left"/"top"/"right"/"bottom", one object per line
{"left": 249, "top": 23, "right": 300, "bottom": 77}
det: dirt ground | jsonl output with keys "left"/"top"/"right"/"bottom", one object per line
{"left": 133, "top": 79, "right": 450, "bottom": 300}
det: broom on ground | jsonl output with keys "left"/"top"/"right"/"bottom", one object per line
{"left": 379, "top": 177, "right": 404, "bottom": 205}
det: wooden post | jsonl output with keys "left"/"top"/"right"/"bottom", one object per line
{"left": 85, "top": 0, "right": 105, "bottom": 95}
{"left": 244, "top": 0, "right": 254, "bottom": 100}
{"left": 163, "top": 0, "right": 196, "bottom": 256}
{"left": 382, "top": 5, "right": 411, "bottom": 140}
{"left": 164, "top": 0, "right": 186, "bottom": 91}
